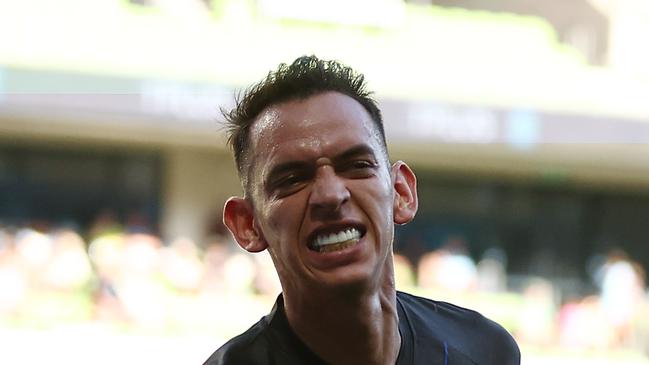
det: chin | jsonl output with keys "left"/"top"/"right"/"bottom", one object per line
{"left": 317, "top": 266, "right": 384, "bottom": 294}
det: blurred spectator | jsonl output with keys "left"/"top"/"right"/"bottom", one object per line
{"left": 2, "top": 219, "right": 648, "bottom": 358}
{"left": 252, "top": 251, "right": 281, "bottom": 298}
{"left": 8, "top": 228, "right": 96, "bottom": 326}
{"left": 201, "top": 235, "right": 236, "bottom": 294}
{"left": 597, "top": 248, "right": 646, "bottom": 346}
{"left": 88, "top": 232, "right": 126, "bottom": 322}
{"left": 558, "top": 295, "right": 613, "bottom": 349}
{"left": 89, "top": 209, "right": 124, "bottom": 241}
{"left": 417, "top": 236, "right": 477, "bottom": 293}
{"left": 161, "top": 237, "right": 204, "bottom": 293}
{"left": 477, "top": 247, "right": 508, "bottom": 292}
{"left": 43, "top": 229, "right": 93, "bottom": 291}
{"left": 396, "top": 235, "right": 428, "bottom": 270}
{"left": 393, "top": 253, "right": 416, "bottom": 289}
{"left": 115, "top": 233, "right": 168, "bottom": 329}
{"left": 125, "top": 211, "right": 155, "bottom": 235}
{"left": 516, "top": 278, "right": 556, "bottom": 346}
{"left": 222, "top": 252, "right": 256, "bottom": 295}
{"left": 0, "top": 228, "right": 27, "bottom": 317}
{"left": 417, "top": 249, "right": 444, "bottom": 290}
{"left": 14, "top": 228, "right": 54, "bottom": 288}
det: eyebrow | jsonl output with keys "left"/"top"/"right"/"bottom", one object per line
{"left": 264, "top": 144, "right": 378, "bottom": 185}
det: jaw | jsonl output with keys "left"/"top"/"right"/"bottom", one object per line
{"left": 299, "top": 240, "right": 394, "bottom": 296}
{"left": 281, "top": 250, "right": 397, "bottom": 314}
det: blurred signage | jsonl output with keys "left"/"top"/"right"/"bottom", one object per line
{"left": 405, "top": 104, "right": 499, "bottom": 144}
{"left": 382, "top": 99, "right": 649, "bottom": 145}
{"left": 0, "top": 68, "right": 231, "bottom": 125}
{"left": 139, "top": 81, "right": 232, "bottom": 122}
{"left": 505, "top": 109, "right": 541, "bottom": 150}
{"left": 3, "top": 68, "right": 649, "bottom": 145}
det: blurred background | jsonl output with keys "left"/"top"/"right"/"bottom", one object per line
{"left": 1, "top": 0, "right": 649, "bottom": 364}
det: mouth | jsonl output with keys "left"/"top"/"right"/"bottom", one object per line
{"left": 307, "top": 225, "right": 366, "bottom": 253}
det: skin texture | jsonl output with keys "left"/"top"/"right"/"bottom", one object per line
{"left": 223, "top": 91, "right": 418, "bottom": 364}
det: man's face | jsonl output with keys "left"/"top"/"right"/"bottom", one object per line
{"left": 246, "top": 92, "right": 397, "bottom": 291}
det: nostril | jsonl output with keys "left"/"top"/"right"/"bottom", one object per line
{"left": 309, "top": 186, "right": 349, "bottom": 220}
{"left": 310, "top": 195, "right": 348, "bottom": 210}
{"left": 309, "top": 174, "right": 350, "bottom": 209}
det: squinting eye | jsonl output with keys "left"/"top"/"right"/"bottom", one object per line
{"left": 279, "top": 174, "right": 304, "bottom": 187}
{"left": 344, "top": 159, "right": 377, "bottom": 170}
{"left": 352, "top": 160, "right": 374, "bottom": 169}
{"left": 271, "top": 173, "right": 309, "bottom": 198}
{"left": 338, "top": 160, "right": 377, "bottom": 178}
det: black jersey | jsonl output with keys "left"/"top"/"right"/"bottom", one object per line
{"left": 203, "top": 291, "right": 520, "bottom": 365}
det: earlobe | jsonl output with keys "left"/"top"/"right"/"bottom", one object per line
{"left": 223, "top": 197, "right": 268, "bottom": 253}
{"left": 391, "top": 161, "right": 418, "bottom": 225}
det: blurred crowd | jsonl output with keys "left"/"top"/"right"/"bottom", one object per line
{"left": 400, "top": 238, "right": 649, "bottom": 356}
{"left": 0, "top": 215, "right": 282, "bottom": 336}
{"left": 0, "top": 218, "right": 648, "bottom": 356}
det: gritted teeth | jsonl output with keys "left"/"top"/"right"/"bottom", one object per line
{"left": 313, "top": 228, "right": 361, "bottom": 247}
{"left": 317, "top": 240, "right": 356, "bottom": 253}
{"left": 307, "top": 225, "right": 365, "bottom": 251}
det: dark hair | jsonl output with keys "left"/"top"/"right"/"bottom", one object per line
{"left": 223, "top": 55, "right": 386, "bottom": 192}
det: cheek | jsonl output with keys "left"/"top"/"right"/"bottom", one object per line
{"left": 263, "top": 197, "right": 304, "bottom": 242}
{"left": 371, "top": 179, "right": 396, "bottom": 233}
{"left": 353, "top": 181, "right": 394, "bottom": 227}
{"left": 368, "top": 175, "right": 395, "bottom": 210}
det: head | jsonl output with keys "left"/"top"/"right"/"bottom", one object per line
{"left": 224, "top": 55, "right": 386, "bottom": 195}
{"left": 222, "top": 56, "right": 418, "bottom": 297}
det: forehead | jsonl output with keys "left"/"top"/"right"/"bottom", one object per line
{"left": 249, "top": 92, "right": 383, "bottom": 163}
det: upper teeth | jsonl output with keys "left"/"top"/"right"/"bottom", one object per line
{"left": 313, "top": 228, "right": 361, "bottom": 247}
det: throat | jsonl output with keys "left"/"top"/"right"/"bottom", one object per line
{"left": 284, "top": 291, "right": 401, "bottom": 365}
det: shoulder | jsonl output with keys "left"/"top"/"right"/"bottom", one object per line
{"left": 397, "top": 291, "right": 520, "bottom": 365}
{"left": 203, "top": 316, "right": 272, "bottom": 365}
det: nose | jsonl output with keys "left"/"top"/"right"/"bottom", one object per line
{"left": 308, "top": 166, "right": 350, "bottom": 216}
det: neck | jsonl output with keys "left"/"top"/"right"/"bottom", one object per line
{"left": 283, "top": 267, "right": 401, "bottom": 365}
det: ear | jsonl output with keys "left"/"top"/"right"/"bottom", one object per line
{"left": 223, "top": 197, "right": 268, "bottom": 253}
{"left": 391, "top": 161, "right": 418, "bottom": 225}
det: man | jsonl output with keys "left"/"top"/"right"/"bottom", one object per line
{"left": 204, "top": 56, "right": 520, "bottom": 365}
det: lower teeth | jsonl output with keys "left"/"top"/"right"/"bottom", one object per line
{"left": 317, "top": 239, "right": 356, "bottom": 253}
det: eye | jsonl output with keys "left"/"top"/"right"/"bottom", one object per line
{"left": 338, "top": 159, "right": 377, "bottom": 178}
{"left": 278, "top": 173, "right": 305, "bottom": 187}
{"left": 270, "top": 172, "right": 310, "bottom": 198}
{"left": 351, "top": 160, "right": 375, "bottom": 169}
